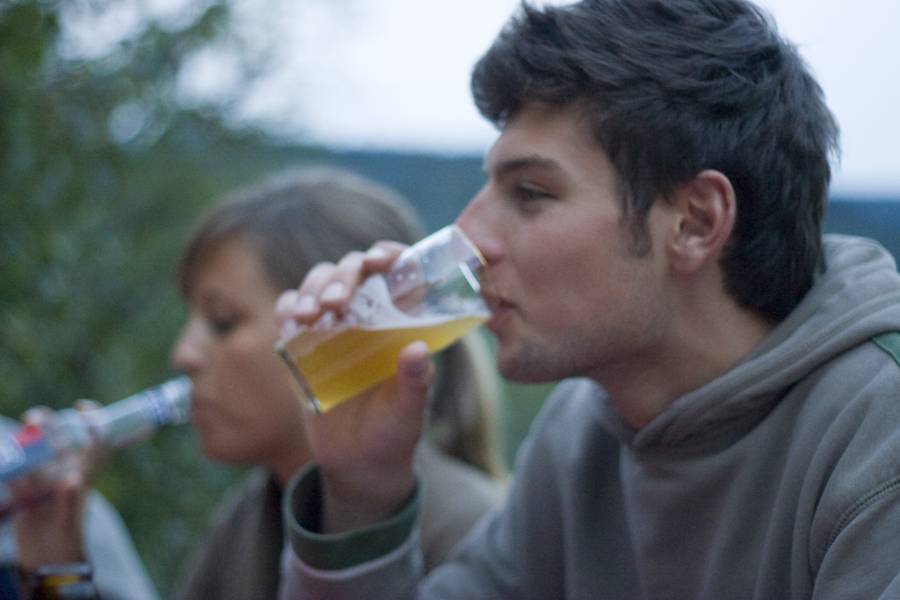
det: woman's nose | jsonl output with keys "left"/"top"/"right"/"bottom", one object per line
{"left": 171, "top": 319, "right": 205, "bottom": 376}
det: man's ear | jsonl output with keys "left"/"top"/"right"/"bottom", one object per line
{"left": 667, "top": 169, "right": 736, "bottom": 274}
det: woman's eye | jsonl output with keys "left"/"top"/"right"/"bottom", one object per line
{"left": 208, "top": 316, "right": 239, "bottom": 336}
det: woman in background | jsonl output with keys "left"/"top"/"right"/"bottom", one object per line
{"left": 12, "top": 165, "right": 506, "bottom": 600}
{"left": 169, "top": 165, "right": 505, "bottom": 598}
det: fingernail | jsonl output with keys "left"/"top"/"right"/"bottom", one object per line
{"left": 404, "top": 342, "right": 431, "bottom": 377}
{"left": 276, "top": 290, "right": 299, "bottom": 317}
{"left": 280, "top": 320, "right": 299, "bottom": 340}
{"left": 295, "top": 294, "right": 317, "bottom": 315}
{"left": 405, "top": 342, "right": 430, "bottom": 375}
{"left": 321, "top": 282, "right": 346, "bottom": 303}
{"left": 366, "top": 247, "right": 388, "bottom": 261}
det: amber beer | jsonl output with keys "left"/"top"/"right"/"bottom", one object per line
{"left": 280, "top": 312, "right": 486, "bottom": 412}
{"left": 277, "top": 224, "right": 488, "bottom": 412}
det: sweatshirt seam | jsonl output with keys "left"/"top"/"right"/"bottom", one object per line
{"left": 873, "top": 332, "right": 900, "bottom": 366}
{"left": 761, "top": 292, "right": 900, "bottom": 384}
{"left": 823, "top": 475, "right": 900, "bottom": 559}
{"left": 651, "top": 291, "right": 900, "bottom": 446}
{"left": 761, "top": 291, "right": 900, "bottom": 379}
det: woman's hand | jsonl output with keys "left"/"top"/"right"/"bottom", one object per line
{"left": 10, "top": 402, "right": 105, "bottom": 570}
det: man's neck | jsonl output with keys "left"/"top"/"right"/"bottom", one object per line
{"left": 600, "top": 295, "right": 775, "bottom": 431}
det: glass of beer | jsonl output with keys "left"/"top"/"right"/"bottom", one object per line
{"left": 276, "top": 224, "right": 489, "bottom": 412}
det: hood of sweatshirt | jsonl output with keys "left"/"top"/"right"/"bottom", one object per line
{"left": 594, "top": 234, "right": 900, "bottom": 449}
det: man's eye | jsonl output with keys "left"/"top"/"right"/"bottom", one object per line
{"left": 514, "top": 185, "right": 552, "bottom": 206}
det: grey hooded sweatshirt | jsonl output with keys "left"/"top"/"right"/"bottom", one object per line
{"left": 281, "top": 235, "right": 900, "bottom": 599}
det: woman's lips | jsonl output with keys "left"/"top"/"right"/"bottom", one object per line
{"left": 189, "top": 395, "right": 209, "bottom": 425}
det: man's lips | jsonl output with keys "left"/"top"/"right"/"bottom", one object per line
{"left": 481, "top": 291, "right": 505, "bottom": 312}
{"left": 482, "top": 293, "right": 514, "bottom": 332}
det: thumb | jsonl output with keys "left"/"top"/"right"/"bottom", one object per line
{"left": 394, "top": 341, "right": 433, "bottom": 416}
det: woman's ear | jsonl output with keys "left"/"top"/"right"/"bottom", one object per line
{"left": 667, "top": 169, "right": 736, "bottom": 274}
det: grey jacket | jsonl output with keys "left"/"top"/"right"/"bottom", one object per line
{"left": 281, "top": 235, "right": 900, "bottom": 599}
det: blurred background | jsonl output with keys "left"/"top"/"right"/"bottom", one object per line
{"left": 1, "top": 0, "right": 898, "bottom": 595}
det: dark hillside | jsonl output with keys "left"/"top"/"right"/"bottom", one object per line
{"left": 333, "top": 150, "right": 900, "bottom": 261}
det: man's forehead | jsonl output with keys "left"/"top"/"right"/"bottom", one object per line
{"left": 481, "top": 105, "right": 601, "bottom": 177}
{"left": 481, "top": 151, "right": 564, "bottom": 178}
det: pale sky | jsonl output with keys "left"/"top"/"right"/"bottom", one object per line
{"left": 181, "top": 0, "right": 900, "bottom": 196}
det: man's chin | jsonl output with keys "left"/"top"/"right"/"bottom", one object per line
{"left": 497, "top": 350, "right": 558, "bottom": 384}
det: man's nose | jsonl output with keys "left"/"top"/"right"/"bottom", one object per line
{"left": 456, "top": 187, "right": 502, "bottom": 265}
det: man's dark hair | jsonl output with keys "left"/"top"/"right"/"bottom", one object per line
{"left": 471, "top": 0, "right": 840, "bottom": 321}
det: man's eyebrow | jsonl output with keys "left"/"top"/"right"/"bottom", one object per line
{"left": 483, "top": 155, "right": 563, "bottom": 178}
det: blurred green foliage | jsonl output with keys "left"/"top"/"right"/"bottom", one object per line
{"left": 0, "top": 0, "right": 326, "bottom": 594}
{"left": 0, "top": 1, "right": 550, "bottom": 595}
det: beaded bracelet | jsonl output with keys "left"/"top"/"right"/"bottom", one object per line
{"left": 20, "top": 563, "right": 98, "bottom": 600}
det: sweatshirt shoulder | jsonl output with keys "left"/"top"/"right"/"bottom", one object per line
{"left": 528, "top": 379, "right": 606, "bottom": 439}
{"left": 873, "top": 331, "right": 900, "bottom": 367}
{"left": 513, "top": 379, "right": 619, "bottom": 474}
{"left": 805, "top": 337, "right": 900, "bottom": 562}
